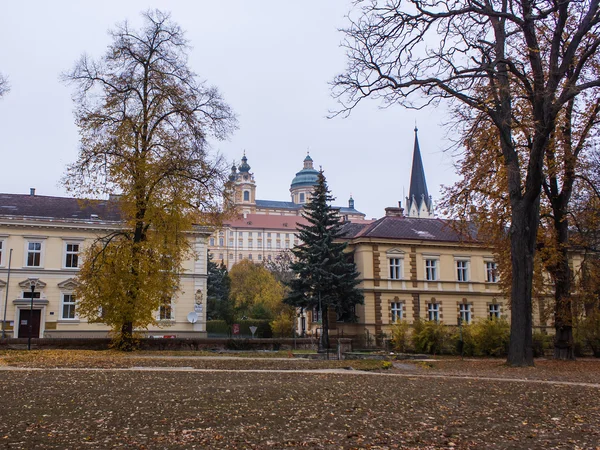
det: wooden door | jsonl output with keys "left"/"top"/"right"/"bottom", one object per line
{"left": 18, "top": 309, "right": 41, "bottom": 338}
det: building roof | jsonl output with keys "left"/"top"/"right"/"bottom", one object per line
{"left": 341, "top": 215, "right": 478, "bottom": 243}
{"left": 0, "top": 193, "right": 122, "bottom": 222}
{"left": 223, "top": 213, "right": 310, "bottom": 230}
{"left": 255, "top": 199, "right": 365, "bottom": 216}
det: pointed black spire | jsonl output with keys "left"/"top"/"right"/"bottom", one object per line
{"left": 408, "top": 126, "right": 430, "bottom": 208}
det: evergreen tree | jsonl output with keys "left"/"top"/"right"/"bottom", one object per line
{"left": 285, "top": 170, "right": 363, "bottom": 349}
{"left": 206, "top": 254, "right": 234, "bottom": 324}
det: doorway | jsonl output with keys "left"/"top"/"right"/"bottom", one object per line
{"left": 18, "top": 309, "right": 41, "bottom": 338}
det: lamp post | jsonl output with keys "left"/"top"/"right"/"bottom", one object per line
{"left": 27, "top": 280, "right": 36, "bottom": 351}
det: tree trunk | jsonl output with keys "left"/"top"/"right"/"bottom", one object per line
{"left": 119, "top": 321, "right": 135, "bottom": 352}
{"left": 507, "top": 200, "right": 538, "bottom": 366}
{"left": 322, "top": 306, "right": 330, "bottom": 350}
{"left": 553, "top": 213, "right": 575, "bottom": 360}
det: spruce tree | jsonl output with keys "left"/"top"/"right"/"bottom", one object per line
{"left": 285, "top": 170, "right": 363, "bottom": 349}
{"left": 206, "top": 254, "right": 234, "bottom": 324}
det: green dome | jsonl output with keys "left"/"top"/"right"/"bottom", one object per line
{"left": 290, "top": 167, "right": 319, "bottom": 189}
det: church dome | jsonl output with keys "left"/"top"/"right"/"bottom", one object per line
{"left": 290, "top": 154, "right": 318, "bottom": 189}
{"left": 239, "top": 154, "right": 251, "bottom": 173}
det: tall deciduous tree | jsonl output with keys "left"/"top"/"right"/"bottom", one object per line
{"left": 63, "top": 10, "right": 236, "bottom": 349}
{"left": 285, "top": 171, "right": 363, "bottom": 350}
{"left": 333, "top": 0, "right": 600, "bottom": 366}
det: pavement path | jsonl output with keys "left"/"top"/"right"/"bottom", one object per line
{"left": 1, "top": 365, "right": 599, "bottom": 389}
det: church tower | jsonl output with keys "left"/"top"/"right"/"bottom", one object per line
{"left": 406, "top": 127, "right": 434, "bottom": 218}
{"left": 290, "top": 153, "right": 319, "bottom": 204}
{"left": 231, "top": 153, "right": 257, "bottom": 214}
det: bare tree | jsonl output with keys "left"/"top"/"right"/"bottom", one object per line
{"left": 0, "top": 73, "right": 9, "bottom": 98}
{"left": 333, "top": 0, "right": 600, "bottom": 366}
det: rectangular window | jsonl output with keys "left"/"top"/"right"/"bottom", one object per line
{"left": 389, "top": 258, "right": 402, "bottom": 280}
{"left": 456, "top": 260, "right": 469, "bottom": 282}
{"left": 425, "top": 259, "right": 438, "bottom": 281}
{"left": 459, "top": 304, "right": 471, "bottom": 324}
{"left": 218, "top": 253, "right": 223, "bottom": 260}
{"left": 248, "top": 254, "right": 253, "bottom": 260}
{"left": 285, "top": 240, "right": 290, "bottom": 248}
{"left": 267, "top": 255, "right": 272, "bottom": 261}
{"left": 312, "top": 306, "right": 321, "bottom": 323}
{"left": 486, "top": 262, "right": 498, "bottom": 282}
{"left": 61, "top": 294, "right": 77, "bottom": 320}
{"left": 489, "top": 304, "right": 500, "bottom": 319}
{"left": 258, "top": 254, "right": 262, "bottom": 261}
{"left": 427, "top": 303, "right": 439, "bottom": 322}
{"left": 238, "top": 239, "right": 243, "bottom": 248}
{"left": 238, "top": 254, "right": 243, "bottom": 260}
{"left": 229, "top": 231, "right": 234, "bottom": 237}
{"left": 65, "top": 243, "right": 80, "bottom": 268}
{"left": 0, "top": 240, "right": 3, "bottom": 266}
{"left": 276, "top": 233, "right": 280, "bottom": 238}
{"left": 26, "top": 242, "right": 42, "bottom": 267}
{"left": 258, "top": 239, "right": 262, "bottom": 247}
{"left": 159, "top": 298, "right": 172, "bottom": 320}
{"left": 267, "top": 233, "right": 271, "bottom": 238}
{"left": 228, "top": 239, "right": 233, "bottom": 247}
{"left": 267, "top": 241, "right": 272, "bottom": 249}
{"left": 248, "top": 239, "right": 253, "bottom": 249}
{"left": 229, "top": 253, "right": 233, "bottom": 259}
{"left": 391, "top": 302, "right": 403, "bottom": 322}
{"left": 276, "top": 241, "right": 281, "bottom": 249}
{"left": 209, "top": 237, "right": 215, "bottom": 246}
{"left": 258, "top": 232, "right": 262, "bottom": 238}
{"left": 218, "top": 237, "right": 223, "bottom": 246}
{"left": 23, "top": 291, "right": 41, "bottom": 300}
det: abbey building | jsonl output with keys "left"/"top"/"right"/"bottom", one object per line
{"left": 207, "top": 153, "right": 367, "bottom": 267}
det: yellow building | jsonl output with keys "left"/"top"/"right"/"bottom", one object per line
{"left": 0, "top": 191, "right": 210, "bottom": 338}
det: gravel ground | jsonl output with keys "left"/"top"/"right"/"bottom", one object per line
{"left": 0, "top": 368, "right": 599, "bottom": 449}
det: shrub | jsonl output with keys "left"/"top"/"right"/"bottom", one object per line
{"left": 472, "top": 318, "right": 510, "bottom": 356}
{"left": 390, "top": 320, "right": 411, "bottom": 353}
{"left": 577, "top": 312, "right": 600, "bottom": 357}
{"left": 270, "top": 311, "right": 295, "bottom": 338}
{"left": 412, "top": 319, "right": 451, "bottom": 355}
{"left": 532, "top": 330, "right": 553, "bottom": 357}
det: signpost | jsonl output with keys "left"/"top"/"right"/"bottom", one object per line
{"left": 249, "top": 326, "right": 257, "bottom": 338}
{"left": 232, "top": 323, "right": 240, "bottom": 335}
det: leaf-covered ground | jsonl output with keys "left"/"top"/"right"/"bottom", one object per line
{"left": 0, "top": 351, "right": 599, "bottom": 448}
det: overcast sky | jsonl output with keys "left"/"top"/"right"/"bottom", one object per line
{"left": 0, "top": 1, "right": 458, "bottom": 219}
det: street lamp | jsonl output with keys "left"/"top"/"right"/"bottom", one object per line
{"left": 27, "top": 279, "right": 36, "bottom": 351}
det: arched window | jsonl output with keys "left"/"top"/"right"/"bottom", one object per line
{"left": 243, "top": 191, "right": 250, "bottom": 201}
{"left": 299, "top": 193, "right": 305, "bottom": 203}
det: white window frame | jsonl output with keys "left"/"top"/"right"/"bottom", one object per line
{"left": 391, "top": 302, "right": 403, "bottom": 322}
{"left": 427, "top": 303, "right": 439, "bottom": 322}
{"left": 63, "top": 241, "right": 82, "bottom": 269}
{"left": 486, "top": 261, "right": 498, "bottom": 283}
{"left": 456, "top": 260, "right": 469, "bottom": 282}
{"left": 389, "top": 258, "right": 402, "bottom": 280}
{"left": 60, "top": 293, "right": 78, "bottom": 320}
{"left": 489, "top": 304, "right": 501, "bottom": 319}
{"left": 459, "top": 304, "right": 471, "bottom": 324}
{"left": 425, "top": 259, "right": 438, "bottom": 281}
{"left": 312, "top": 306, "right": 321, "bottom": 323}
{"left": 158, "top": 298, "right": 174, "bottom": 321}
{"left": 25, "top": 240, "right": 43, "bottom": 267}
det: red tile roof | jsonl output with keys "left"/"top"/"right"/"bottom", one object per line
{"left": 223, "top": 213, "right": 310, "bottom": 231}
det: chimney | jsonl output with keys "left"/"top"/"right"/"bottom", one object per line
{"left": 385, "top": 202, "right": 405, "bottom": 217}
{"left": 29, "top": 188, "right": 36, "bottom": 196}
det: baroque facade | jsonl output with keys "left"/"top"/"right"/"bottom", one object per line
{"left": 0, "top": 192, "right": 210, "bottom": 338}
{"left": 208, "top": 154, "right": 368, "bottom": 268}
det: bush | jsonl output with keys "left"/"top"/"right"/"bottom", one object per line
{"left": 466, "top": 318, "right": 510, "bottom": 357}
{"left": 412, "top": 319, "right": 451, "bottom": 355}
{"left": 206, "top": 319, "right": 273, "bottom": 338}
{"left": 270, "top": 311, "right": 295, "bottom": 338}
{"left": 390, "top": 320, "right": 411, "bottom": 353}
{"left": 532, "top": 330, "right": 553, "bottom": 357}
{"left": 577, "top": 312, "right": 600, "bottom": 357}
